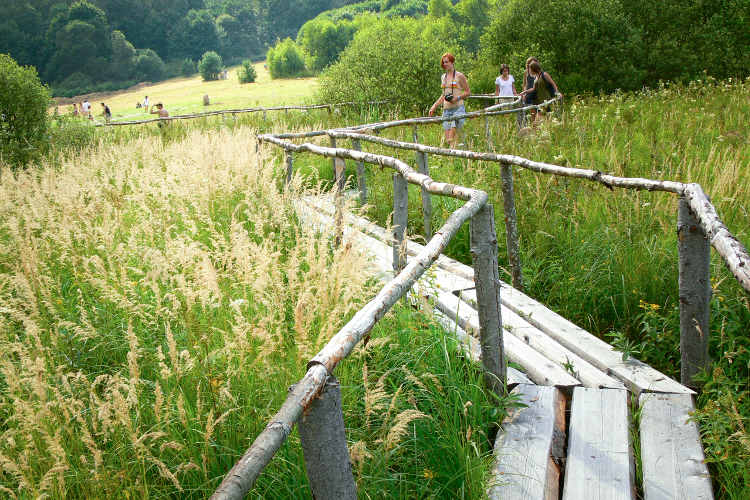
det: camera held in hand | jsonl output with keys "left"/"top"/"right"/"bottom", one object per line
{"left": 444, "top": 93, "right": 454, "bottom": 102}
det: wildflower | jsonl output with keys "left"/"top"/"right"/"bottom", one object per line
{"left": 423, "top": 469, "right": 435, "bottom": 479}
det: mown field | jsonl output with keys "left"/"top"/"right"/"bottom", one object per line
{"left": 6, "top": 72, "right": 750, "bottom": 498}
{"left": 52, "top": 62, "right": 319, "bottom": 123}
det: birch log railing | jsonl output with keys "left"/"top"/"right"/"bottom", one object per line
{"left": 211, "top": 95, "right": 750, "bottom": 499}
{"left": 94, "top": 100, "right": 389, "bottom": 127}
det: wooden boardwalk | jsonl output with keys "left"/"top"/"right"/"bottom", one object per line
{"left": 298, "top": 195, "right": 714, "bottom": 500}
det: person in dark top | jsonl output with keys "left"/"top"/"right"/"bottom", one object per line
{"left": 520, "top": 60, "right": 562, "bottom": 125}
{"left": 101, "top": 102, "right": 112, "bottom": 123}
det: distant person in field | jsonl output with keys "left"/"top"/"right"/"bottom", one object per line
{"left": 101, "top": 102, "right": 112, "bottom": 123}
{"left": 429, "top": 52, "right": 471, "bottom": 149}
{"left": 520, "top": 60, "right": 562, "bottom": 125}
{"left": 82, "top": 99, "right": 91, "bottom": 118}
{"left": 143, "top": 95, "right": 149, "bottom": 111}
{"left": 71, "top": 104, "right": 79, "bottom": 117}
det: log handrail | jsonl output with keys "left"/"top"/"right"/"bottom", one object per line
{"left": 212, "top": 92, "right": 749, "bottom": 499}
{"left": 94, "top": 100, "right": 389, "bottom": 127}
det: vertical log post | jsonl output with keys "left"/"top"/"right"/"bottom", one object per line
{"left": 470, "top": 202, "right": 506, "bottom": 395}
{"left": 330, "top": 136, "right": 338, "bottom": 183}
{"left": 413, "top": 126, "right": 433, "bottom": 240}
{"left": 677, "top": 196, "right": 711, "bottom": 389}
{"left": 334, "top": 157, "right": 346, "bottom": 248}
{"left": 352, "top": 139, "right": 367, "bottom": 205}
{"left": 285, "top": 150, "right": 294, "bottom": 186}
{"left": 501, "top": 165, "right": 523, "bottom": 290}
{"left": 484, "top": 115, "right": 492, "bottom": 150}
{"left": 298, "top": 376, "right": 357, "bottom": 500}
{"left": 393, "top": 172, "right": 408, "bottom": 273}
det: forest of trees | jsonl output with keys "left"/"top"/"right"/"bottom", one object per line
{"left": 0, "top": 0, "right": 360, "bottom": 95}
{"left": 1, "top": 0, "right": 748, "bottom": 98}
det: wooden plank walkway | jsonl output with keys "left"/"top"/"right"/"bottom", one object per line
{"left": 296, "top": 195, "right": 713, "bottom": 500}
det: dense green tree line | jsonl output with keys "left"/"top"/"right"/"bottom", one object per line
{"left": 0, "top": 0, "right": 360, "bottom": 94}
{"left": 313, "top": 0, "right": 749, "bottom": 106}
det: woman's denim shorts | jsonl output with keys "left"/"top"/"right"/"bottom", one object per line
{"left": 441, "top": 105, "right": 466, "bottom": 130}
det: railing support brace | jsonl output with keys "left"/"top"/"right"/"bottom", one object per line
{"left": 470, "top": 202, "right": 506, "bottom": 395}
{"left": 678, "top": 196, "right": 711, "bottom": 389}
{"left": 330, "top": 136, "right": 338, "bottom": 183}
{"left": 501, "top": 165, "right": 523, "bottom": 290}
{"left": 393, "top": 173, "right": 408, "bottom": 273}
{"left": 413, "top": 127, "right": 432, "bottom": 239}
{"left": 352, "top": 139, "right": 367, "bottom": 205}
{"left": 298, "top": 375, "right": 357, "bottom": 500}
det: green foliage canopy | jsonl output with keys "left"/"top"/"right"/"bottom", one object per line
{"left": 317, "top": 17, "right": 449, "bottom": 111}
{"left": 267, "top": 38, "right": 307, "bottom": 79}
{"left": 297, "top": 17, "right": 357, "bottom": 72}
{"left": 0, "top": 54, "right": 51, "bottom": 166}
{"left": 198, "top": 51, "right": 224, "bottom": 81}
{"left": 238, "top": 59, "right": 258, "bottom": 83}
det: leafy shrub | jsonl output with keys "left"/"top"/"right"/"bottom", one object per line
{"left": 481, "top": 0, "right": 644, "bottom": 95}
{"left": 317, "top": 17, "right": 449, "bottom": 111}
{"left": 134, "top": 48, "right": 165, "bottom": 81}
{"left": 198, "top": 50, "right": 223, "bottom": 81}
{"left": 267, "top": 38, "right": 307, "bottom": 79}
{"left": 297, "top": 18, "right": 357, "bottom": 73}
{"left": 0, "top": 54, "right": 51, "bottom": 166}
{"left": 181, "top": 58, "right": 197, "bottom": 77}
{"left": 237, "top": 60, "right": 257, "bottom": 83}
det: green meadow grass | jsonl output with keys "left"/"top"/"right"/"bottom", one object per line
{"left": 17, "top": 73, "right": 750, "bottom": 498}
{"left": 0, "top": 122, "right": 511, "bottom": 498}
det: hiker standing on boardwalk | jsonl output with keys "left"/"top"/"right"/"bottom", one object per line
{"left": 429, "top": 52, "right": 471, "bottom": 149}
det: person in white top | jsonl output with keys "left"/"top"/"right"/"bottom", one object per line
{"left": 143, "top": 95, "right": 149, "bottom": 111}
{"left": 81, "top": 99, "right": 91, "bottom": 118}
{"left": 495, "top": 64, "right": 517, "bottom": 97}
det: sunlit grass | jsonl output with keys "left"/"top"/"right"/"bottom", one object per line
{"left": 53, "top": 62, "right": 319, "bottom": 123}
{"left": 0, "top": 121, "right": 509, "bottom": 498}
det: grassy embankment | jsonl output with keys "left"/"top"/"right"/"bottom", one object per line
{"left": 1, "top": 94, "right": 511, "bottom": 497}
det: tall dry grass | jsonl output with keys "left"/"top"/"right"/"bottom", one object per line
{"left": 0, "top": 126, "right": 377, "bottom": 497}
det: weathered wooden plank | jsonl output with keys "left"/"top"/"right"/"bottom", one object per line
{"left": 498, "top": 285, "right": 694, "bottom": 396}
{"left": 501, "top": 307, "right": 625, "bottom": 390}
{"left": 489, "top": 384, "right": 565, "bottom": 500}
{"left": 563, "top": 388, "right": 634, "bottom": 500}
{"left": 433, "top": 310, "right": 532, "bottom": 386}
{"left": 639, "top": 393, "right": 713, "bottom": 500}
{"left": 301, "top": 197, "right": 680, "bottom": 393}
{"left": 432, "top": 289, "right": 580, "bottom": 387}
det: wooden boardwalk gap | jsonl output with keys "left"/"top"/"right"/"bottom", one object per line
{"left": 295, "top": 194, "right": 713, "bottom": 499}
